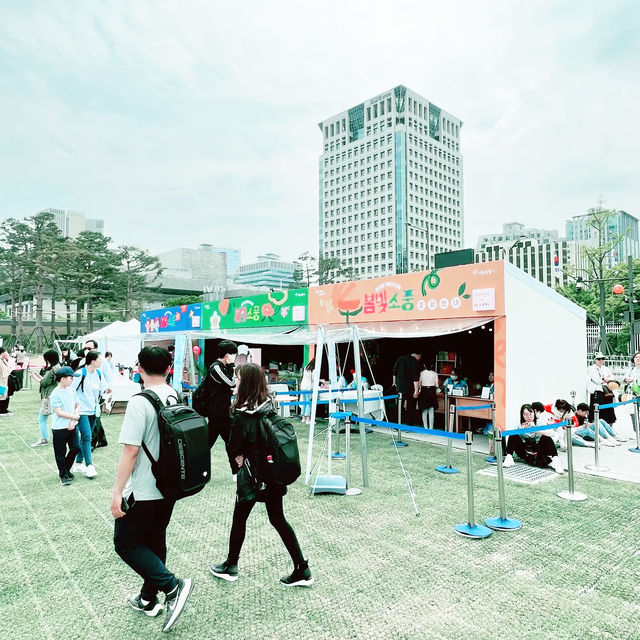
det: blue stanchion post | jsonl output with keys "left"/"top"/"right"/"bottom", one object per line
{"left": 436, "top": 404, "right": 459, "bottom": 474}
{"left": 585, "top": 403, "right": 609, "bottom": 472}
{"left": 393, "top": 392, "right": 408, "bottom": 447}
{"left": 485, "top": 421, "right": 522, "bottom": 531}
{"left": 455, "top": 431, "right": 492, "bottom": 539}
{"left": 332, "top": 398, "right": 346, "bottom": 460}
{"left": 630, "top": 399, "right": 640, "bottom": 454}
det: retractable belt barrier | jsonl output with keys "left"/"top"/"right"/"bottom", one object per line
{"left": 274, "top": 388, "right": 350, "bottom": 396}
{"left": 349, "top": 415, "right": 466, "bottom": 440}
{"left": 456, "top": 404, "right": 493, "bottom": 411}
{"left": 280, "top": 394, "right": 398, "bottom": 407}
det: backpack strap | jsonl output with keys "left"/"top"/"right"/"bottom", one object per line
{"left": 135, "top": 390, "right": 178, "bottom": 465}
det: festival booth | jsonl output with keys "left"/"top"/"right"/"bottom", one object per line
{"left": 79, "top": 319, "right": 142, "bottom": 368}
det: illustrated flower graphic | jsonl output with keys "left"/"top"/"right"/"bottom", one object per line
{"left": 337, "top": 298, "right": 363, "bottom": 324}
{"left": 261, "top": 303, "right": 275, "bottom": 319}
{"left": 330, "top": 282, "right": 362, "bottom": 324}
{"left": 218, "top": 299, "right": 230, "bottom": 316}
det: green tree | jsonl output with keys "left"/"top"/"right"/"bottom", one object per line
{"left": 114, "top": 245, "right": 163, "bottom": 320}
{"left": 290, "top": 252, "right": 354, "bottom": 288}
{"left": 162, "top": 295, "right": 203, "bottom": 308}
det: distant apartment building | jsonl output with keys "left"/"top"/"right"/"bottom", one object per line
{"left": 156, "top": 244, "right": 228, "bottom": 292}
{"left": 41, "top": 207, "right": 105, "bottom": 238}
{"left": 475, "top": 222, "right": 574, "bottom": 287}
{"left": 233, "top": 253, "right": 299, "bottom": 289}
{"left": 566, "top": 209, "right": 639, "bottom": 269}
{"left": 319, "top": 85, "right": 463, "bottom": 280}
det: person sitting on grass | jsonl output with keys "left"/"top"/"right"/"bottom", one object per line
{"left": 503, "top": 404, "right": 564, "bottom": 474}
{"left": 49, "top": 366, "right": 81, "bottom": 486}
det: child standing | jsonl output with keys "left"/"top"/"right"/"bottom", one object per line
{"left": 50, "top": 366, "right": 81, "bottom": 486}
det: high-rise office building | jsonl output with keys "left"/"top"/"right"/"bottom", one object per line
{"left": 318, "top": 85, "right": 463, "bottom": 279}
{"left": 40, "top": 207, "right": 105, "bottom": 238}
{"left": 566, "top": 209, "right": 639, "bottom": 269}
{"left": 233, "top": 253, "right": 299, "bottom": 289}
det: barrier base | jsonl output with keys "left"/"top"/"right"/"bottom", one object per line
{"left": 392, "top": 441, "right": 408, "bottom": 447}
{"left": 628, "top": 447, "right": 640, "bottom": 453}
{"left": 311, "top": 474, "right": 347, "bottom": 495}
{"left": 557, "top": 490, "right": 588, "bottom": 501}
{"left": 485, "top": 516, "right": 522, "bottom": 531}
{"left": 339, "top": 428, "right": 373, "bottom": 434}
{"left": 585, "top": 464, "right": 609, "bottom": 472}
{"left": 345, "top": 488, "right": 362, "bottom": 496}
{"left": 454, "top": 523, "right": 492, "bottom": 539}
{"left": 331, "top": 452, "right": 346, "bottom": 460}
{"left": 485, "top": 456, "right": 497, "bottom": 464}
{"left": 435, "top": 465, "right": 459, "bottom": 474}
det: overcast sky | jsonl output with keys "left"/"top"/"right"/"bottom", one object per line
{"left": 1, "top": 0, "right": 638, "bottom": 264}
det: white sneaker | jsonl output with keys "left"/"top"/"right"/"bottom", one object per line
{"left": 72, "top": 462, "right": 87, "bottom": 473}
{"left": 85, "top": 464, "right": 98, "bottom": 478}
{"left": 502, "top": 454, "right": 515, "bottom": 468}
{"left": 613, "top": 433, "right": 627, "bottom": 442}
{"left": 601, "top": 438, "right": 617, "bottom": 447}
{"left": 549, "top": 456, "right": 564, "bottom": 474}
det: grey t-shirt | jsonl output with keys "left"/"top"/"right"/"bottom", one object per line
{"left": 119, "top": 383, "right": 177, "bottom": 501}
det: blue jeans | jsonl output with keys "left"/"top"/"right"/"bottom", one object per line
{"left": 573, "top": 421, "right": 615, "bottom": 446}
{"left": 38, "top": 411, "right": 49, "bottom": 440}
{"left": 75, "top": 415, "right": 96, "bottom": 465}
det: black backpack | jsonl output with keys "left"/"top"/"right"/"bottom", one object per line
{"left": 192, "top": 365, "right": 216, "bottom": 416}
{"left": 137, "top": 390, "right": 211, "bottom": 500}
{"left": 258, "top": 410, "right": 301, "bottom": 486}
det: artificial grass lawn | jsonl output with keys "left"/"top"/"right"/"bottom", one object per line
{"left": 1, "top": 388, "right": 639, "bottom": 640}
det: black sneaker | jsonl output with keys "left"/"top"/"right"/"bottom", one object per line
{"left": 209, "top": 561, "right": 238, "bottom": 582}
{"left": 60, "top": 475, "right": 72, "bottom": 486}
{"left": 129, "top": 594, "right": 164, "bottom": 617}
{"left": 280, "top": 561, "right": 313, "bottom": 587}
{"left": 66, "top": 471, "right": 75, "bottom": 480}
{"left": 162, "top": 578, "right": 193, "bottom": 633}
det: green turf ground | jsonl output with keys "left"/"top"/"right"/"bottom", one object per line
{"left": 1, "top": 387, "right": 639, "bottom": 640}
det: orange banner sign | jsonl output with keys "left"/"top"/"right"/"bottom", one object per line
{"left": 308, "top": 262, "right": 504, "bottom": 324}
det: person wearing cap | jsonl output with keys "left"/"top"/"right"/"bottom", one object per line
{"left": 587, "top": 352, "right": 616, "bottom": 426}
{"left": 49, "top": 367, "right": 81, "bottom": 486}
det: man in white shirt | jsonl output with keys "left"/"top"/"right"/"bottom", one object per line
{"left": 111, "top": 346, "right": 193, "bottom": 633}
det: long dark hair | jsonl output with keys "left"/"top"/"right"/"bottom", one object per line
{"left": 43, "top": 349, "right": 60, "bottom": 370}
{"left": 519, "top": 403, "right": 536, "bottom": 426}
{"left": 231, "top": 363, "right": 270, "bottom": 411}
{"left": 305, "top": 358, "right": 315, "bottom": 371}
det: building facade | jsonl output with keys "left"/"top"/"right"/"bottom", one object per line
{"left": 476, "top": 222, "right": 559, "bottom": 251}
{"left": 233, "top": 253, "right": 299, "bottom": 289}
{"left": 566, "top": 209, "right": 640, "bottom": 269}
{"left": 318, "top": 85, "right": 463, "bottom": 280}
{"left": 156, "top": 244, "right": 227, "bottom": 292}
{"left": 42, "top": 207, "right": 105, "bottom": 238}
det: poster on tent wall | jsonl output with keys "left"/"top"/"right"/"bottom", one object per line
{"left": 201, "top": 289, "right": 308, "bottom": 330}
{"left": 140, "top": 303, "right": 202, "bottom": 333}
{"left": 308, "top": 262, "right": 505, "bottom": 324}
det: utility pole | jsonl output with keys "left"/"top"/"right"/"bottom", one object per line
{"left": 599, "top": 278, "right": 607, "bottom": 355}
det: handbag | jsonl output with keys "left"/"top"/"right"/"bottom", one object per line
{"left": 41, "top": 396, "right": 52, "bottom": 416}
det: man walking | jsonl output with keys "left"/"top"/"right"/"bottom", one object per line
{"left": 205, "top": 340, "right": 238, "bottom": 448}
{"left": 392, "top": 352, "right": 421, "bottom": 425}
{"left": 111, "top": 346, "right": 193, "bottom": 633}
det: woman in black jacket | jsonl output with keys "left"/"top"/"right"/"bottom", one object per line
{"left": 209, "top": 363, "right": 313, "bottom": 587}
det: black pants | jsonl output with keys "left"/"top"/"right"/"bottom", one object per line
{"left": 227, "top": 491, "right": 304, "bottom": 566}
{"left": 208, "top": 414, "right": 232, "bottom": 449}
{"left": 0, "top": 398, "right": 9, "bottom": 413}
{"left": 114, "top": 498, "right": 178, "bottom": 600}
{"left": 399, "top": 391, "right": 418, "bottom": 426}
{"left": 506, "top": 434, "right": 557, "bottom": 468}
{"left": 52, "top": 428, "right": 80, "bottom": 478}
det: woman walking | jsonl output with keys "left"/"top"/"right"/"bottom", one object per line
{"left": 299, "top": 358, "right": 315, "bottom": 424}
{"left": 210, "top": 363, "right": 313, "bottom": 587}
{"left": 0, "top": 347, "right": 14, "bottom": 416}
{"left": 71, "top": 350, "right": 105, "bottom": 478}
{"left": 30, "top": 349, "right": 61, "bottom": 447}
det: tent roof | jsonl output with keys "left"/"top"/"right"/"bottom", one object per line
{"left": 80, "top": 319, "right": 141, "bottom": 341}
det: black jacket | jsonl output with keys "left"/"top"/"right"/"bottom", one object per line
{"left": 207, "top": 360, "right": 236, "bottom": 417}
{"left": 228, "top": 401, "right": 286, "bottom": 502}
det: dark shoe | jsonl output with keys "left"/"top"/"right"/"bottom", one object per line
{"left": 162, "top": 578, "right": 193, "bottom": 632}
{"left": 66, "top": 471, "right": 75, "bottom": 480}
{"left": 129, "top": 594, "right": 164, "bottom": 617}
{"left": 209, "top": 561, "right": 238, "bottom": 582}
{"left": 95, "top": 441, "right": 108, "bottom": 448}
{"left": 280, "top": 560, "right": 313, "bottom": 587}
{"left": 60, "top": 475, "right": 72, "bottom": 486}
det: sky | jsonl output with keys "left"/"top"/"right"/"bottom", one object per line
{"left": 1, "top": 0, "right": 638, "bottom": 264}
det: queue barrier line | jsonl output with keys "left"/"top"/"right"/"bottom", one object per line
{"left": 340, "top": 395, "right": 399, "bottom": 403}
{"left": 456, "top": 403, "right": 493, "bottom": 411}
{"left": 281, "top": 395, "right": 398, "bottom": 407}
{"left": 502, "top": 420, "right": 569, "bottom": 438}
{"left": 349, "top": 415, "right": 466, "bottom": 441}
{"left": 274, "top": 388, "right": 350, "bottom": 396}
{"left": 597, "top": 397, "right": 639, "bottom": 409}
{"left": 280, "top": 399, "right": 331, "bottom": 406}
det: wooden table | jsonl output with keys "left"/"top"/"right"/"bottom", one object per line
{"left": 448, "top": 395, "right": 494, "bottom": 433}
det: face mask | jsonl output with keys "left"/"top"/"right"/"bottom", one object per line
{"left": 451, "top": 375, "right": 458, "bottom": 381}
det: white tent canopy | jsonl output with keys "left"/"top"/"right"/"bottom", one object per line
{"left": 79, "top": 319, "right": 141, "bottom": 368}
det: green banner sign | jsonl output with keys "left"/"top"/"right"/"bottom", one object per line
{"left": 202, "top": 289, "right": 308, "bottom": 329}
